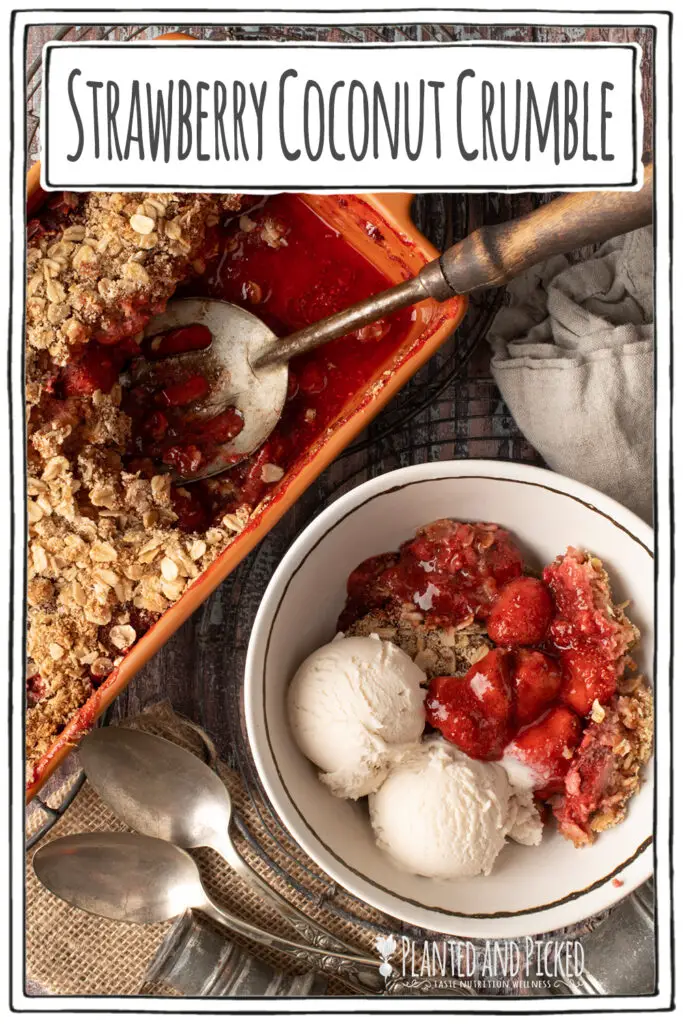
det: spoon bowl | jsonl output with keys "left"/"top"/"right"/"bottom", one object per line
{"left": 33, "top": 832, "right": 203, "bottom": 925}
{"left": 132, "top": 297, "right": 288, "bottom": 481}
{"left": 80, "top": 727, "right": 232, "bottom": 854}
{"left": 33, "top": 831, "right": 383, "bottom": 988}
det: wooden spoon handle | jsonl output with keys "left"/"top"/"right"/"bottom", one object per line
{"left": 436, "top": 161, "right": 653, "bottom": 294}
{"left": 256, "top": 164, "right": 653, "bottom": 368}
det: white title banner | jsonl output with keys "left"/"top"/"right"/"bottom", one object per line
{"left": 42, "top": 41, "right": 640, "bottom": 192}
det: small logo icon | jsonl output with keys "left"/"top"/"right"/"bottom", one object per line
{"left": 375, "top": 934, "right": 397, "bottom": 979}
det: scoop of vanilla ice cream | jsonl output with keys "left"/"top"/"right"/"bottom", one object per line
{"left": 369, "top": 738, "right": 542, "bottom": 879}
{"left": 287, "top": 634, "right": 426, "bottom": 799}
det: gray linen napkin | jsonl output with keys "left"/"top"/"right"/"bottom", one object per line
{"left": 487, "top": 227, "right": 654, "bottom": 524}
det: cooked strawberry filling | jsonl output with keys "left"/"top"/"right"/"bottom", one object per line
{"left": 343, "top": 525, "right": 650, "bottom": 846}
{"left": 125, "top": 350, "right": 245, "bottom": 478}
{"left": 487, "top": 576, "right": 553, "bottom": 647}
{"left": 426, "top": 650, "right": 514, "bottom": 760}
{"left": 338, "top": 520, "right": 524, "bottom": 631}
{"left": 511, "top": 649, "right": 562, "bottom": 726}
{"left": 503, "top": 705, "right": 582, "bottom": 797}
{"left": 123, "top": 194, "right": 414, "bottom": 509}
{"left": 182, "top": 194, "right": 414, "bottom": 519}
{"left": 543, "top": 547, "right": 636, "bottom": 659}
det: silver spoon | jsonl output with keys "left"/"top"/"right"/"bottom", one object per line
{"left": 33, "top": 833, "right": 381, "bottom": 991}
{"left": 79, "top": 727, "right": 376, "bottom": 968}
{"left": 133, "top": 168, "right": 653, "bottom": 482}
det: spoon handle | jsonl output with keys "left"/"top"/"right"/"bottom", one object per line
{"left": 200, "top": 896, "right": 383, "bottom": 994}
{"left": 253, "top": 276, "right": 428, "bottom": 368}
{"left": 254, "top": 162, "right": 653, "bottom": 370}
{"left": 437, "top": 161, "right": 653, "bottom": 294}
{"left": 211, "top": 834, "right": 372, "bottom": 962}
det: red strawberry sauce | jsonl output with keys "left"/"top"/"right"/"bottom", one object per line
{"left": 122, "top": 194, "right": 413, "bottom": 527}
{"left": 338, "top": 520, "right": 524, "bottom": 632}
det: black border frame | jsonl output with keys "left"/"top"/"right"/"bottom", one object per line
{"left": 41, "top": 40, "right": 639, "bottom": 191}
{"left": 8, "top": 5, "right": 674, "bottom": 1014}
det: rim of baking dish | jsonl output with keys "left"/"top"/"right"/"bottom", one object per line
{"left": 23, "top": 184, "right": 466, "bottom": 801}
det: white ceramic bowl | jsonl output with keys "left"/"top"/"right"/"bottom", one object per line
{"left": 245, "top": 461, "right": 654, "bottom": 938}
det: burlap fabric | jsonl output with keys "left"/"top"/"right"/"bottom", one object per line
{"left": 26, "top": 702, "right": 393, "bottom": 996}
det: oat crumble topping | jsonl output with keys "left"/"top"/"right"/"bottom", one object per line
{"left": 26, "top": 190, "right": 244, "bottom": 766}
{"left": 553, "top": 677, "right": 653, "bottom": 846}
{"left": 345, "top": 608, "right": 492, "bottom": 678}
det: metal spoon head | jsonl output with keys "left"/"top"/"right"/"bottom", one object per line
{"left": 130, "top": 297, "right": 288, "bottom": 482}
{"left": 33, "top": 833, "right": 205, "bottom": 925}
{"left": 80, "top": 727, "right": 233, "bottom": 854}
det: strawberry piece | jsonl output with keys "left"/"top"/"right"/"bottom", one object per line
{"left": 128, "top": 607, "right": 158, "bottom": 637}
{"left": 144, "top": 411, "right": 169, "bottom": 442}
{"left": 298, "top": 363, "right": 328, "bottom": 395}
{"left": 503, "top": 705, "right": 582, "bottom": 795}
{"left": 162, "top": 444, "right": 204, "bottom": 476}
{"left": 425, "top": 649, "right": 514, "bottom": 760}
{"left": 29, "top": 396, "right": 80, "bottom": 439}
{"left": 41, "top": 372, "right": 59, "bottom": 396}
{"left": 94, "top": 308, "right": 152, "bottom": 346}
{"left": 543, "top": 547, "right": 636, "bottom": 660}
{"left": 146, "top": 324, "right": 212, "bottom": 359}
{"left": 552, "top": 701, "right": 634, "bottom": 846}
{"left": 47, "top": 190, "right": 79, "bottom": 212}
{"left": 27, "top": 218, "right": 48, "bottom": 241}
{"left": 171, "top": 486, "right": 209, "bottom": 532}
{"left": 188, "top": 407, "right": 244, "bottom": 445}
{"left": 61, "top": 346, "right": 121, "bottom": 397}
{"left": 114, "top": 334, "right": 144, "bottom": 359}
{"left": 156, "top": 374, "right": 209, "bottom": 408}
{"left": 512, "top": 649, "right": 562, "bottom": 726}
{"left": 237, "top": 447, "right": 273, "bottom": 507}
{"left": 26, "top": 674, "right": 46, "bottom": 707}
{"left": 478, "top": 534, "right": 525, "bottom": 589}
{"left": 558, "top": 646, "right": 618, "bottom": 717}
{"left": 337, "top": 552, "right": 400, "bottom": 631}
{"left": 347, "top": 552, "right": 400, "bottom": 604}
{"left": 487, "top": 577, "right": 553, "bottom": 646}
{"left": 554, "top": 747, "right": 615, "bottom": 846}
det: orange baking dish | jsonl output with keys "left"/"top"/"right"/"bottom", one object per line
{"left": 25, "top": 50, "right": 467, "bottom": 803}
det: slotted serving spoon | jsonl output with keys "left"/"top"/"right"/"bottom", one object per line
{"left": 137, "top": 167, "right": 653, "bottom": 481}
